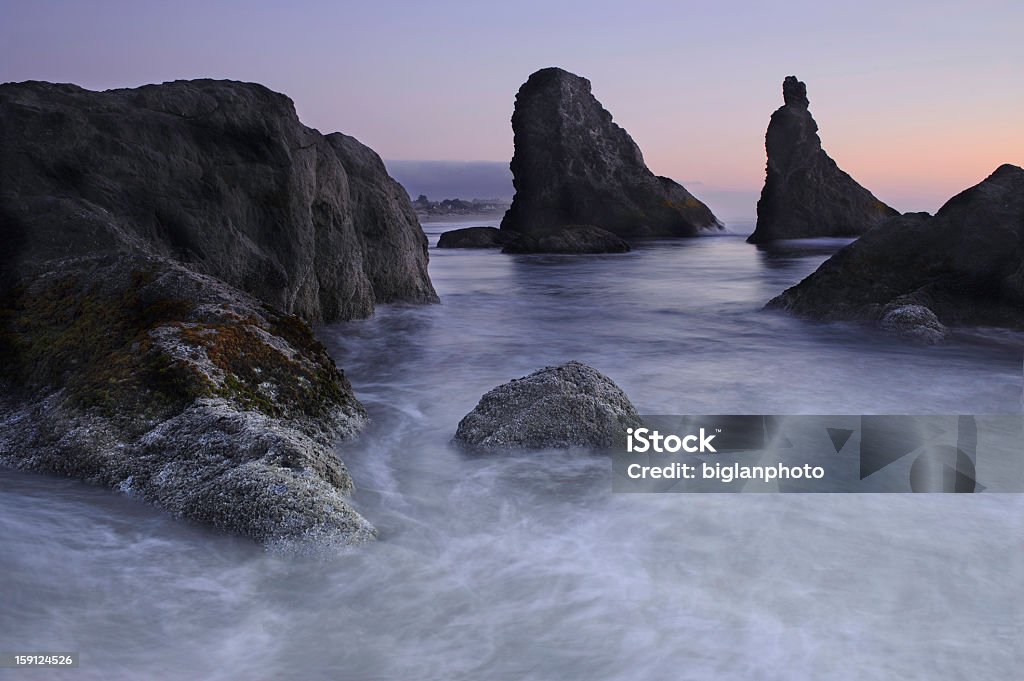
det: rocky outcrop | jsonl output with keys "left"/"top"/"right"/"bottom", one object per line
{"left": 501, "top": 225, "right": 630, "bottom": 254}
{"left": 747, "top": 76, "right": 898, "bottom": 243}
{"left": 0, "top": 78, "right": 442, "bottom": 547}
{"left": 0, "top": 79, "right": 437, "bottom": 322}
{"left": 0, "top": 255, "right": 373, "bottom": 548}
{"left": 453, "top": 361, "right": 643, "bottom": 449}
{"left": 767, "top": 164, "right": 1024, "bottom": 333}
{"left": 499, "top": 68, "right": 723, "bottom": 240}
{"left": 437, "top": 226, "right": 517, "bottom": 249}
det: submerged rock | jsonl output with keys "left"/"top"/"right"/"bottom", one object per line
{"left": 437, "top": 226, "right": 518, "bottom": 249}
{"left": 499, "top": 67, "right": 722, "bottom": 241}
{"left": 0, "top": 256, "right": 373, "bottom": 547}
{"left": 747, "top": 76, "right": 898, "bottom": 243}
{"left": 501, "top": 224, "right": 630, "bottom": 254}
{"left": 767, "top": 164, "right": 1024, "bottom": 333}
{"left": 453, "top": 361, "right": 643, "bottom": 449}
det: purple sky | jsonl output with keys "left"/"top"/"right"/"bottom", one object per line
{"left": 3, "top": 0, "right": 1022, "bottom": 216}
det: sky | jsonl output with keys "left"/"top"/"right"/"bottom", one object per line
{"left": 3, "top": 0, "right": 1022, "bottom": 218}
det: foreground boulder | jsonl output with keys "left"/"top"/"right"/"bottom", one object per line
{"left": 747, "top": 77, "right": 898, "bottom": 243}
{"left": 0, "top": 256, "right": 373, "bottom": 548}
{"left": 501, "top": 225, "right": 630, "bottom": 254}
{"left": 499, "top": 68, "right": 723, "bottom": 242}
{"left": 767, "top": 164, "right": 1024, "bottom": 333}
{"left": 437, "top": 226, "right": 518, "bottom": 249}
{"left": 0, "top": 79, "right": 443, "bottom": 547}
{"left": 453, "top": 361, "right": 643, "bottom": 449}
{"left": 0, "top": 79, "right": 437, "bottom": 321}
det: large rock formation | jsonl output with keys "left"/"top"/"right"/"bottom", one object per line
{"left": 747, "top": 76, "right": 898, "bottom": 243}
{"left": 499, "top": 68, "right": 722, "bottom": 240}
{"left": 0, "top": 79, "right": 439, "bottom": 547}
{"left": 767, "top": 164, "right": 1024, "bottom": 334}
{"left": 453, "top": 361, "right": 643, "bottom": 449}
{"left": 0, "top": 79, "right": 437, "bottom": 321}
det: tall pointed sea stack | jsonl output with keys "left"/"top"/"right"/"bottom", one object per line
{"left": 747, "top": 76, "right": 898, "bottom": 243}
{"left": 500, "top": 67, "right": 722, "bottom": 239}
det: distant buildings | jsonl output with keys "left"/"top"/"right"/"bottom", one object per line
{"left": 412, "top": 194, "right": 510, "bottom": 216}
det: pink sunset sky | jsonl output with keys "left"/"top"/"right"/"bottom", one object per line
{"left": 3, "top": 0, "right": 1021, "bottom": 217}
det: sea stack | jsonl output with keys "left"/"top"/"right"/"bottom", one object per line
{"left": 499, "top": 67, "right": 723, "bottom": 241}
{"left": 767, "top": 164, "right": 1024, "bottom": 337}
{"left": 747, "top": 76, "right": 898, "bottom": 243}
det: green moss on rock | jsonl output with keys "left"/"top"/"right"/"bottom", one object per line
{"left": 0, "top": 259, "right": 360, "bottom": 430}
{"left": 0, "top": 267, "right": 205, "bottom": 426}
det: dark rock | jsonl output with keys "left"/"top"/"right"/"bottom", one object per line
{"left": 325, "top": 133, "right": 437, "bottom": 307}
{"left": 501, "top": 225, "right": 630, "bottom": 254}
{"left": 453, "top": 361, "right": 643, "bottom": 449}
{"left": 747, "top": 76, "right": 898, "bottom": 243}
{"left": 0, "top": 79, "right": 437, "bottom": 322}
{"left": 437, "top": 226, "right": 517, "bottom": 249}
{"left": 767, "top": 164, "right": 1024, "bottom": 331}
{"left": 0, "top": 79, "right": 444, "bottom": 548}
{"left": 0, "top": 255, "right": 373, "bottom": 548}
{"left": 499, "top": 67, "right": 723, "bottom": 239}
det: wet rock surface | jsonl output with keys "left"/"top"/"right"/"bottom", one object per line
{"left": 0, "top": 255, "right": 373, "bottom": 547}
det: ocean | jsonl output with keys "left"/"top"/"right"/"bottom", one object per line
{"left": 1, "top": 218, "right": 1021, "bottom": 680}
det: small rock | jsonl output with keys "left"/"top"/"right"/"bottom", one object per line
{"left": 454, "top": 361, "right": 643, "bottom": 449}
{"left": 880, "top": 305, "right": 949, "bottom": 344}
{"left": 437, "top": 226, "right": 517, "bottom": 249}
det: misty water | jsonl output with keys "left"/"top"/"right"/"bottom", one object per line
{"left": 2, "top": 218, "right": 1021, "bottom": 680}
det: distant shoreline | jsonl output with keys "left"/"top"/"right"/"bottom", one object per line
{"left": 417, "top": 211, "right": 505, "bottom": 223}
{"left": 412, "top": 195, "right": 510, "bottom": 219}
